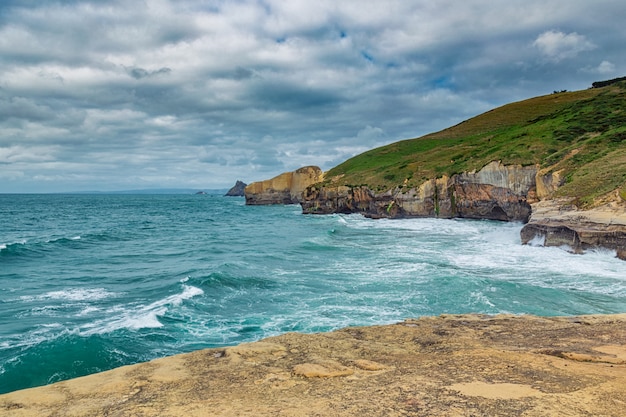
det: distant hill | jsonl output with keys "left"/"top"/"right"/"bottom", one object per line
{"left": 324, "top": 80, "right": 626, "bottom": 208}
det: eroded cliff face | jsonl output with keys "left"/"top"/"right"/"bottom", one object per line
{"left": 245, "top": 166, "right": 324, "bottom": 205}
{"left": 302, "top": 161, "right": 536, "bottom": 222}
{"left": 245, "top": 160, "right": 626, "bottom": 257}
{"left": 520, "top": 198, "right": 626, "bottom": 259}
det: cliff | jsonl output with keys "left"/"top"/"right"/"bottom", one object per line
{"left": 302, "top": 161, "right": 536, "bottom": 222}
{"left": 3, "top": 313, "right": 625, "bottom": 416}
{"left": 301, "top": 160, "right": 626, "bottom": 257}
{"left": 297, "top": 82, "right": 626, "bottom": 256}
{"left": 244, "top": 166, "right": 323, "bottom": 205}
{"left": 520, "top": 198, "right": 626, "bottom": 260}
{"left": 224, "top": 180, "right": 247, "bottom": 196}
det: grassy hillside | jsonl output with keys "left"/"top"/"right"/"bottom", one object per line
{"left": 325, "top": 81, "right": 626, "bottom": 207}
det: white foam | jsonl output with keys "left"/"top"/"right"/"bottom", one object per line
{"left": 20, "top": 288, "right": 116, "bottom": 302}
{"left": 469, "top": 291, "right": 496, "bottom": 308}
{"left": 77, "top": 306, "right": 100, "bottom": 316}
{"left": 527, "top": 234, "right": 546, "bottom": 246}
{"left": 1, "top": 324, "right": 74, "bottom": 351}
{"left": 81, "top": 285, "right": 204, "bottom": 335}
{"left": 170, "top": 284, "right": 204, "bottom": 306}
{"left": 0, "top": 240, "right": 26, "bottom": 251}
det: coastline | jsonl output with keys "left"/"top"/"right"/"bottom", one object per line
{"left": 2, "top": 313, "right": 625, "bottom": 416}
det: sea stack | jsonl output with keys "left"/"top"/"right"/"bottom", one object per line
{"left": 225, "top": 180, "right": 247, "bottom": 197}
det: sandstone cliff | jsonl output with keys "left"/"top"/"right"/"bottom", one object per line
{"left": 302, "top": 161, "right": 536, "bottom": 222}
{"left": 520, "top": 198, "right": 626, "bottom": 260}
{"left": 3, "top": 313, "right": 626, "bottom": 416}
{"left": 245, "top": 166, "right": 323, "bottom": 205}
{"left": 300, "top": 160, "right": 626, "bottom": 257}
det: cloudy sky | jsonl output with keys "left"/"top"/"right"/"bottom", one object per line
{"left": 1, "top": 0, "right": 624, "bottom": 193}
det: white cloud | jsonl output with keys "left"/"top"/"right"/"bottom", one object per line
{"left": 0, "top": 1, "right": 624, "bottom": 192}
{"left": 533, "top": 30, "right": 596, "bottom": 62}
{"left": 596, "top": 60, "right": 616, "bottom": 74}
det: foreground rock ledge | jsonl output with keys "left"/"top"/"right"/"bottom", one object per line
{"left": 2, "top": 314, "right": 626, "bottom": 417}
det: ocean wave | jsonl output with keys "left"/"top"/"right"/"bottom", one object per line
{"left": 19, "top": 288, "right": 117, "bottom": 303}
{"left": 0, "top": 231, "right": 135, "bottom": 259}
{"left": 192, "top": 272, "right": 278, "bottom": 291}
{"left": 0, "top": 330, "right": 135, "bottom": 394}
{"left": 0, "top": 236, "right": 80, "bottom": 258}
{"left": 80, "top": 284, "right": 204, "bottom": 335}
{"left": 0, "top": 240, "right": 27, "bottom": 256}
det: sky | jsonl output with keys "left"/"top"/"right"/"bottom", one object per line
{"left": 1, "top": 0, "right": 625, "bottom": 193}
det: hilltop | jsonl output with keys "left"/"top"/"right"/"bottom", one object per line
{"left": 323, "top": 81, "right": 626, "bottom": 207}
{"left": 288, "top": 80, "right": 626, "bottom": 257}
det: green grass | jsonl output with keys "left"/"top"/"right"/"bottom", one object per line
{"left": 324, "top": 82, "right": 626, "bottom": 206}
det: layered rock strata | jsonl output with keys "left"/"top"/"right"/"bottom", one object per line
{"left": 243, "top": 161, "right": 626, "bottom": 256}
{"left": 301, "top": 161, "right": 536, "bottom": 222}
{"left": 520, "top": 199, "right": 626, "bottom": 259}
{"left": 244, "top": 166, "right": 323, "bottom": 205}
{"left": 298, "top": 160, "right": 626, "bottom": 257}
{"left": 3, "top": 314, "right": 626, "bottom": 416}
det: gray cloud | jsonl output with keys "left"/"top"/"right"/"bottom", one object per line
{"left": 127, "top": 67, "right": 173, "bottom": 80}
{"left": 1, "top": 0, "right": 625, "bottom": 192}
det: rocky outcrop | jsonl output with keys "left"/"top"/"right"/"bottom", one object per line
{"left": 224, "top": 180, "right": 247, "bottom": 196}
{"left": 520, "top": 199, "right": 626, "bottom": 259}
{"left": 3, "top": 313, "right": 626, "bottom": 416}
{"left": 301, "top": 161, "right": 626, "bottom": 257}
{"left": 521, "top": 221, "right": 626, "bottom": 258}
{"left": 245, "top": 166, "right": 324, "bottom": 205}
{"left": 302, "top": 161, "right": 535, "bottom": 222}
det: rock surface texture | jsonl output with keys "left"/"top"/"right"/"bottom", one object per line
{"left": 301, "top": 162, "right": 537, "bottom": 221}
{"left": 520, "top": 199, "right": 626, "bottom": 259}
{"left": 224, "top": 180, "right": 247, "bottom": 196}
{"left": 2, "top": 314, "right": 625, "bottom": 417}
{"left": 245, "top": 166, "right": 324, "bottom": 205}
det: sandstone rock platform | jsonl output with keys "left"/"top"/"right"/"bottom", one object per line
{"left": 2, "top": 313, "right": 626, "bottom": 416}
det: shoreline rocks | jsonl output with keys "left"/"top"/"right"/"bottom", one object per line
{"left": 301, "top": 161, "right": 536, "bottom": 222}
{"left": 243, "top": 161, "right": 626, "bottom": 257}
{"left": 224, "top": 180, "right": 247, "bottom": 197}
{"left": 520, "top": 199, "right": 626, "bottom": 259}
{"left": 3, "top": 313, "right": 625, "bottom": 416}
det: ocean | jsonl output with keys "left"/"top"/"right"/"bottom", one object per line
{"left": 1, "top": 193, "right": 624, "bottom": 394}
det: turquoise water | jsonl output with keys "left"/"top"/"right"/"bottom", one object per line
{"left": 1, "top": 194, "right": 625, "bottom": 394}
